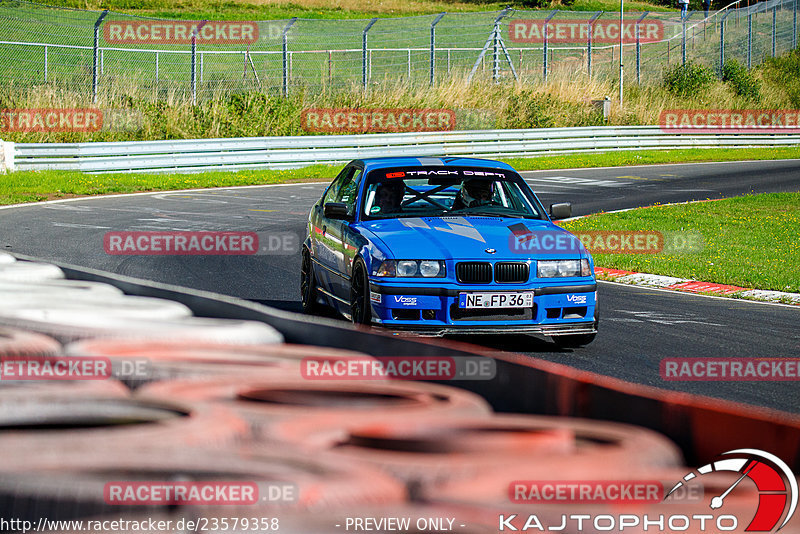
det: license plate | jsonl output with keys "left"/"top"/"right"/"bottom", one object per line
{"left": 458, "top": 292, "right": 534, "bottom": 309}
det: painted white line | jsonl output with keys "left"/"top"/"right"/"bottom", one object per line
{"left": 518, "top": 158, "right": 800, "bottom": 175}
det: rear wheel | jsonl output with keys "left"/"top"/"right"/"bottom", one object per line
{"left": 300, "top": 248, "right": 318, "bottom": 314}
{"left": 350, "top": 259, "right": 371, "bottom": 325}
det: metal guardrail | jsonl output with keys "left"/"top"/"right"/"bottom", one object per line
{"left": 4, "top": 126, "right": 800, "bottom": 174}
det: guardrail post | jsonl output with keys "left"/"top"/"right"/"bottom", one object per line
{"left": 191, "top": 20, "right": 208, "bottom": 105}
{"left": 92, "top": 10, "right": 108, "bottom": 104}
{"left": 543, "top": 10, "right": 558, "bottom": 81}
{"left": 747, "top": 9, "right": 752, "bottom": 67}
{"left": 282, "top": 18, "right": 297, "bottom": 97}
{"left": 0, "top": 141, "right": 15, "bottom": 174}
{"left": 430, "top": 13, "right": 445, "bottom": 86}
{"left": 587, "top": 11, "right": 602, "bottom": 76}
{"left": 772, "top": 4, "right": 777, "bottom": 56}
{"left": 362, "top": 18, "right": 378, "bottom": 91}
{"left": 636, "top": 12, "right": 648, "bottom": 84}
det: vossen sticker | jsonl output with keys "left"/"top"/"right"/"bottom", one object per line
{"left": 393, "top": 296, "right": 418, "bottom": 306}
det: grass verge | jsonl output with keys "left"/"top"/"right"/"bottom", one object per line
{"left": 3, "top": 147, "right": 799, "bottom": 206}
{"left": 560, "top": 192, "right": 800, "bottom": 293}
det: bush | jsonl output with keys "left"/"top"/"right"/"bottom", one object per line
{"left": 721, "top": 60, "right": 761, "bottom": 100}
{"left": 662, "top": 62, "right": 716, "bottom": 97}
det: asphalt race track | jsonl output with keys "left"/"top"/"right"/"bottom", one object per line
{"left": 1, "top": 159, "right": 798, "bottom": 412}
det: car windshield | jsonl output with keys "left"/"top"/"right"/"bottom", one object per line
{"left": 362, "top": 166, "right": 546, "bottom": 220}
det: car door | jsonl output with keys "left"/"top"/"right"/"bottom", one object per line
{"left": 312, "top": 164, "right": 362, "bottom": 302}
{"left": 325, "top": 166, "right": 363, "bottom": 300}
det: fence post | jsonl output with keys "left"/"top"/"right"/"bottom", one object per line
{"left": 191, "top": 20, "right": 208, "bottom": 105}
{"left": 747, "top": 9, "right": 752, "bottom": 67}
{"left": 794, "top": 0, "right": 798, "bottom": 49}
{"left": 430, "top": 13, "right": 445, "bottom": 86}
{"left": 682, "top": 16, "right": 687, "bottom": 65}
{"left": 92, "top": 10, "right": 108, "bottom": 104}
{"left": 155, "top": 51, "right": 159, "bottom": 84}
{"left": 44, "top": 45, "right": 48, "bottom": 83}
{"left": 587, "top": 11, "right": 602, "bottom": 76}
{"left": 282, "top": 18, "right": 297, "bottom": 97}
{"left": 636, "top": 12, "right": 648, "bottom": 84}
{"left": 772, "top": 4, "right": 777, "bottom": 56}
{"left": 719, "top": 11, "right": 732, "bottom": 73}
{"left": 543, "top": 10, "right": 558, "bottom": 81}
{"left": 362, "top": 18, "right": 378, "bottom": 91}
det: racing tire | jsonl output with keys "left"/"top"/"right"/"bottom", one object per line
{"left": 300, "top": 247, "right": 319, "bottom": 314}
{"left": 552, "top": 307, "right": 598, "bottom": 348}
{"left": 349, "top": 258, "right": 371, "bottom": 325}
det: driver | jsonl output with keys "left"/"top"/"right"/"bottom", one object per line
{"left": 455, "top": 179, "right": 494, "bottom": 209}
{"left": 374, "top": 181, "right": 405, "bottom": 213}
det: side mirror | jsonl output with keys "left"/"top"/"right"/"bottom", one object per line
{"left": 549, "top": 202, "right": 572, "bottom": 220}
{"left": 324, "top": 202, "right": 351, "bottom": 220}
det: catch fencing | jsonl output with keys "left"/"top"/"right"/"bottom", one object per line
{"left": 4, "top": 126, "right": 799, "bottom": 173}
{"left": 0, "top": 0, "right": 798, "bottom": 102}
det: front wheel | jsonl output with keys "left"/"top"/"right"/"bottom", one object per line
{"left": 552, "top": 332, "right": 597, "bottom": 348}
{"left": 349, "top": 259, "right": 371, "bottom": 325}
{"left": 300, "top": 248, "right": 318, "bottom": 314}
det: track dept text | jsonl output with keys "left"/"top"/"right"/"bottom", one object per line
{"left": 510, "top": 481, "right": 662, "bottom": 504}
{"left": 103, "top": 21, "right": 258, "bottom": 44}
{"left": 0, "top": 108, "right": 102, "bottom": 132}
{"left": 660, "top": 109, "right": 800, "bottom": 133}
{"left": 302, "top": 356, "right": 456, "bottom": 380}
{"left": 509, "top": 19, "right": 663, "bottom": 43}
{"left": 104, "top": 232, "right": 258, "bottom": 255}
{"left": 301, "top": 108, "right": 456, "bottom": 133}
{"left": 498, "top": 514, "right": 738, "bottom": 531}
{"left": 104, "top": 482, "right": 258, "bottom": 505}
{"left": 661, "top": 358, "right": 800, "bottom": 381}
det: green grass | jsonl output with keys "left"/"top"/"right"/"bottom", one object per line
{"left": 35, "top": 0, "right": 675, "bottom": 20}
{"left": 3, "top": 146, "right": 799, "bottom": 207}
{"left": 560, "top": 192, "right": 800, "bottom": 293}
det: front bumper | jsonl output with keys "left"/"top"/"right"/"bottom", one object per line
{"left": 368, "top": 280, "right": 597, "bottom": 336}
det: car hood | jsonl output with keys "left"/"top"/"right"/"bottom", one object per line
{"left": 358, "top": 216, "right": 584, "bottom": 260}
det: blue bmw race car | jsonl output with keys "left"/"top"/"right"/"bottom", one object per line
{"left": 301, "top": 157, "right": 598, "bottom": 347}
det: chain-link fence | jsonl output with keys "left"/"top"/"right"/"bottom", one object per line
{"left": 0, "top": 0, "right": 797, "bottom": 102}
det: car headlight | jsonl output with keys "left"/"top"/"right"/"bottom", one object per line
{"left": 375, "top": 260, "right": 446, "bottom": 278}
{"left": 397, "top": 260, "right": 418, "bottom": 277}
{"left": 537, "top": 259, "right": 591, "bottom": 278}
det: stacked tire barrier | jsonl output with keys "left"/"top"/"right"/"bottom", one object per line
{"left": 1, "top": 251, "right": 798, "bottom": 533}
